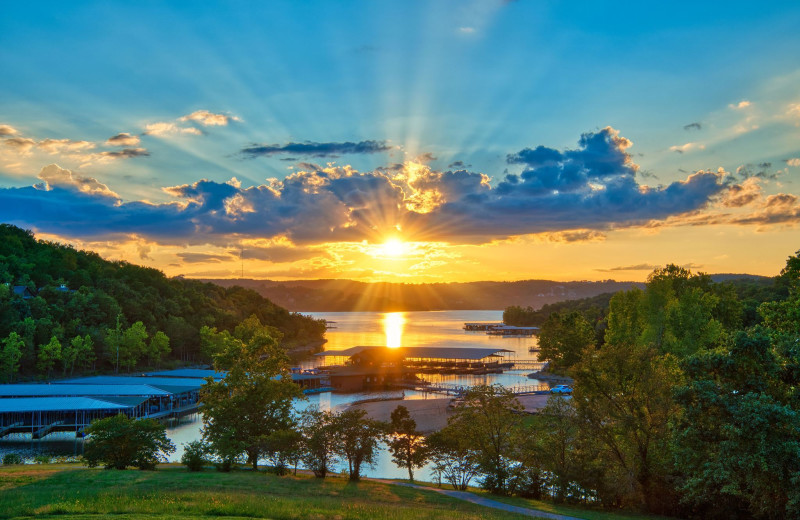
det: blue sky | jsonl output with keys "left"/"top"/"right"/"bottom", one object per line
{"left": 1, "top": 1, "right": 799, "bottom": 281}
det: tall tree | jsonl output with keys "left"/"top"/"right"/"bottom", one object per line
{"left": 331, "top": 408, "right": 384, "bottom": 481}
{"left": 37, "top": 335, "right": 61, "bottom": 379}
{"left": 444, "top": 384, "right": 523, "bottom": 494}
{"left": 538, "top": 312, "right": 595, "bottom": 373}
{"left": 386, "top": 405, "right": 428, "bottom": 481}
{"left": 200, "top": 328, "right": 303, "bottom": 470}
{"left": 0, "top": 332, "right": 24, "bottom": 383}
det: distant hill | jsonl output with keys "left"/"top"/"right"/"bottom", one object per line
{"left": 201, "top": 278, "right": 646, "bottom": 311}
{"left": 202, "top": 274, "right": 775, "bottom": 312}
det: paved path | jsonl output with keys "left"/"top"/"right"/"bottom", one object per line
{"left": 372, "top": 479, "right": 585, "bottom": 520}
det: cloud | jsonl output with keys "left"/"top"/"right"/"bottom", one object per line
{"left": 99, "top": 148, "right": 150, "bottom": 159}
{"left": 176, "top": 252, "right": 234, "bottom": 263}
{"left": 179, "top": 110, "right": 240, "bottom": 126}
{"left": 683, "top": 122, "right": 702, "bottom": 131}
{"left": 0, "top": 128, "right": 735, "bottom": 246}
{"left": 459, "top": 26, "right": 476, "bottom": 34}
{"left": 37, "top": 164, "right": 118, "bottom": 198}
{"left": 2, "top": 137, "right": 37, "bottom": 155}
{"left": 37, "top": 139, "right": 96, "bottom": 154}
{"left": 786, "top": 103, "right": 800, "bottom": 118}
{"left": 0, "top": 125, "right": 18, "bottom": 137}
{"left": 240, "top": 140, "right": 393, "bottom": 158}
{"left": 729, "top": 100, "right": 751, "bottom": 110}
{"left": 721, "top": 177, "right": 762, "bottom": 207}
{"left": 144, "top": 122, "right": 202, "bottom": 137}
{"left": 105, "top": 133, "right": 141, "bottom": 146}
{"left": 787, "top": 158, "right": 800, "bottom": 167}
{"left": 669, "top": 142, "right": 705, "bottom": 153}
{"left": 597, "top": 263, "right": 660, "bottom": 272}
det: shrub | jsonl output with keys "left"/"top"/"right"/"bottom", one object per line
{"left": 33, "top": 454, "right": 51, "bottom": 464}
{"left": 181, "top": 440, "right": 207, "bottom": 472}
{"left": 84, "top": 414, "right": 175, "bottom": 470}
{"left": 3, "top": 453, "right": 23, "bottom": 465}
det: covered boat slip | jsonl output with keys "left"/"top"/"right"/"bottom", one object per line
{"left": 0, "top": 370, "right": 213, "bottom": 440}
{"left": 316, "top": 346, "right": 517, "bottom": 391}
{"left": 0, "top": 396, "right": 148, "bottom": 439}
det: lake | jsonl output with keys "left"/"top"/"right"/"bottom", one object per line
{"left": 3, "top": 310, "right": 541, "bottom": 480}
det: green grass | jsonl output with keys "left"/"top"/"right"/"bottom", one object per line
{"left": 0, "top": 463, "right": 533, "bottom": 520}
{"left": 473, "top": 492, "right": 680, "bottom": 520}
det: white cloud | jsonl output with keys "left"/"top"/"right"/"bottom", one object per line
{"left": 459, "top": 26, "right": 476, "bottom": 34}
{"left": 669, "top": 142, "right": 705, "bottom": 153}
{"left": 787, "top": 158, "right": 800, "bottom": 167}
{"left": 179, "top": 110, "right": 240, "bottom": 126}
{"left": 37, "top": 138, "right": 96, "bottom": 154}
{"left": 729, "top": 100, "right": 752, "bottom": 110}
{"left": 37, "top": 163, "right": 119, "bottom": 199}
{"left": 144, "top": 122, "right": 202, "bottom": 137}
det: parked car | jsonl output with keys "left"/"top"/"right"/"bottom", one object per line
{"left": 550, "top": 385, "right": 572, "bottom": 395}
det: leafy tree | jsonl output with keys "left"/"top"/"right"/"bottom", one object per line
{"left": 200, "top": 327, "right": 303, "bottom": 470}
{"left": 146, "top": 331, "right": 170, "bottom": 366}
{"left": 570, "top": 339, "right": 681, "bottom": 511}
{"left": 525, "top": 395, "right": 583, "bottom": 503}
{"left": 674, "top": 328, "right": 800, "bottom": 519}
{"left": 0, "top": 332, "right": 24, "bottom": 383}
{"left": 262, "top": 428, "right": 303, "bottom": 476}
{"left": 426, "top": 426, "right": 479, "bottom": 491}
{"left": 119, "top": 321, "right": 148, "bottom": 372}
{"left": 386, "top": 405, "right": 428, "bottom": 481}
{"left": 444, "top": 385, "right": 523, "bottom": 494}
{"left": 298, "top": 407, "right": 338, "bottom": 478}
{"left": 84, "top": 414, "right": 175, "bottom": 470}
{"left": 181, "top": 440, "right": 208, "bottom": 472}
{"left": 538, "top": 312, "right": 595, "bottom": 373}
{"left": 37, "top": 335, "right": 61, "bottom": 378}
{"left": 331, "top": 408, "right": 384, "bottom": 481}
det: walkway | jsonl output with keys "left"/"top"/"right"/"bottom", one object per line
{"left": 373, "top": 479, "right": 585, "bottom": 520}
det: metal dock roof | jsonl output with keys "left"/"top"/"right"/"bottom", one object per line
{"left": 316, "top": 346, "right": 513, "bottom": 360}
{"left": 143, "top": 368, "right": 226, "bottom": 380}
{"left": 0, "top": 384, "right": 171, "bottom": 398}
{"left": 56, "top": 376, "right": 207, "bottom": 393}
{"left": 0, "top": 396, "right": 137, "bottom": 413}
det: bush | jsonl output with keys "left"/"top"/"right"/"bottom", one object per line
{"left": 181, "top": 440, "right": 207, "bottom": 472}
{"left": 33, "top": 454, "right": 51, "bottom": 464}
{"left": 3, "top": 453, "right": 23, "bottom": 465}
{"left": 84, "top": 414, "right": 175, "bottom": 470}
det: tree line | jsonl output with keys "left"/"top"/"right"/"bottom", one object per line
{"left": 0, "top": 224, "right": 325, "bottom": 381}
{"left": 526, "top": 254, "right": 800, "bottom": 518}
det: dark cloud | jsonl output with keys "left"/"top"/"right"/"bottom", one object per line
{"left": 105, "top": 133, "right": 140, "bottom": 146}
{"left": 0, "top": 128, "right": 731, "bottom": 246}
{"left": 176, "top": 252, "right": 233, "bottom": 263}
{"left": 684, "top": 122, "right": 702, "bottom": 131}
{"left": 240, "top": 140, "right": 392, "bottom": 158}
{"left": 597, "top": 263, "right": 660, "bottom": 272}
{"left": 100, "top": 148, "right": 150, "bottom": 159}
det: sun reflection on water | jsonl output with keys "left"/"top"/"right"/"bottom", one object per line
{"left": 383, "top": 312, "right": 405, "bottom": 348}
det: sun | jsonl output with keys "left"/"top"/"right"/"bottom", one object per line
{"left": 380, "top": 238, "right": 407, "bottom": 258}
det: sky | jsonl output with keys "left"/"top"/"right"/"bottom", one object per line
{"left": 1, "top": 0, "right": 799, "bottom": 283}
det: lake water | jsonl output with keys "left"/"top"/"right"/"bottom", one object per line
{"left": 4, "top": 310, "right": 541, "bottom": 479}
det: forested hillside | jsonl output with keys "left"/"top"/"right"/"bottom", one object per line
{"left": 0, "top": 224, "right": 325, "bottom": 381}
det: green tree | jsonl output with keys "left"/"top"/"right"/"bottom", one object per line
{"left": 298, "top": 407, "right": 338, "bottom": 478}
{"left": 445, "top": 385, "right": 523, "bottom": 494}
{"left": 200, "top": 327, "right": 303, "bottom": 471}
{"left": 37, "top": 335, "right": 61, "bottom": 379}
{"left": 538, "top": 312, "right": 595, "bottom": 373}
{"left": 426, "top": 426, "right": 480, "bottom": 491}
{"left": 331, "top": 408, "right": 384, "bottom": 481}
{"left": 0, "top": 332, "right": 24, "bottom": 383}
{"left": 146, "top": 331, "right": 170, "bottom": 366}
{"left": 262, "top": 428, "right": 303, "bottom": 476}
{"left": 570, "top": 339, "right": 681, "bottom": 511}
{"left": 84, "top": 414, "right": 175, "bottom": 470}
{"left": 119, "top": 321, "right": 148, "bottom": 372}
{"left": 674, "top": 328, "right": 800, "bottom": 519}
{"left": 386, "top": 405, "right": 428, "bottom": 481}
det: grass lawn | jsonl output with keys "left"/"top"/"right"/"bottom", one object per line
{"left": 0, "top": 463, "right": 532, "bottom": 520}
{"left": 472, "top": 491, "right": 680, "bottom": 520}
